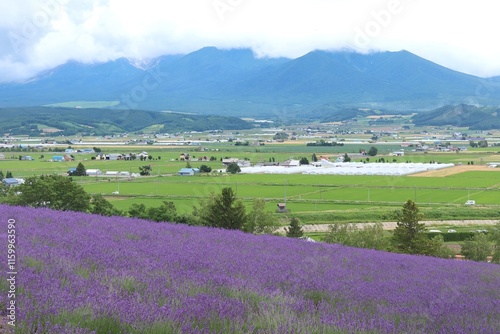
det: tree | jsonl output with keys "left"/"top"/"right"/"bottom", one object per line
{"left": 299, "top": 157, "right": 309, "bottom": 165}
{"left": 389, "top": 201, "right": 451, "bottom": 257}
{"left": 74, "top": 162, "right": 87, "bottom": 176}
{"left": 368, "top": 146, "right": 378, "bottom": 156}
{"left": 8, "top": 174, "right": 90, "bottom": 212}
{"left": 200, "top": 165, "right": 212, "bottom": 173}
{"left": 128, "top": 203, "right": 148, "bottom": 219}
{"left": 147, "top": 201, "right": 178, "bottom": 222}
{"left": 285, "top": 217, "right": 303, "bottom": 238}
{"left": 226, "top": 163, "right": 241, "bottom": 174}
{"left": 343, "top": 153, "right": 351, "bottom": 162}
{"left": 323, "top": 223, "right": 388, "bottom": 250}
{"left": 273, "top": 132, "right": 288, "bottom": 141}
{"left": 139, "top": 165, "right": 152, "bottom": 176}
{"left": 0, "top": 171, "right": 3, "bottom": 181}
{"left": 391, "top": 200, "right": 431, "bottom": 255}
{"left": 197, "top": 187, "right": 246, "bottom": 230}
{"left": 478, "top": 140, "right": 488, "bottom": 148}
{"left": 6, "top": 171, "right": 13, "bottom": 178}
{"left": 311, "top": 153, "right": 318, "bottom": 162}
{"left": 490, "top": 223, "right": 500, "bottom": 263}
{"left": 243, "top": 199, "right": 279, "bottom": 234}
{"left": 90, "top": 194, "right": 122, "bottom": 216}
{"left": 461, "top": 233, "right": 492, "bottom": 262}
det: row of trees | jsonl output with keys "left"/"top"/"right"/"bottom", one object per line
{"left": 0, "top": 171, "right": 14, "bottom": 180}
{"left": 0, "top": 174, "right": 122, "bottom": 216}
{"left": 323, "top": 199, "right": 500, "bottom": 262}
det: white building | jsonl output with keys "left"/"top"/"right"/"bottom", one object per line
{"left": 86, "top": 169, "right": 103, "bottom": 176}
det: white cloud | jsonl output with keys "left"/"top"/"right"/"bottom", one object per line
{"left": 0, "top": 0, "right": 500, "bottom": 82}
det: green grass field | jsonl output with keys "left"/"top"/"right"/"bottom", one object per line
{"left": 2, "top": 144, "right": 499, "bottom": 224}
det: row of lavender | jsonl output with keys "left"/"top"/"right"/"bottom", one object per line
{"left": 1, "top": 204, "right": 499, "bottom": 333}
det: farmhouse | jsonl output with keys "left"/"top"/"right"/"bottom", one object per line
{"left": 391, "top": 150, "right": 405, "bottom": 156}
{"left": 137, "top": 152, "right": 149, "bottom": 159}
{"left": 178, "top": 168, "right": 200, "bottom": 176}
{"left": 179, "top": 153, "right": 190, "bottom": 161}
{"left": 86, "top": 169, "right": 103, "bottom": 176}
{"left": 52, "top": 155, "right": 74, "bottom": 162}
{"left": 106, "top": 154, "right": 124, "bottom": 160}
{"left": 222, "top": 158, "right": 239, "bottom": 166}
{"left": 2, "top": 178, "right": 19, "bottom": 187}
{"left": 277, "top": 203, "right": 287, "bottom": 213}
{"left": 281, "top": 159, "right": 301, "bottom": 167}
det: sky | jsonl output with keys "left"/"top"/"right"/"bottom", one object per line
{"left": 1, "top": 0, "right": 499, "bottom": 83}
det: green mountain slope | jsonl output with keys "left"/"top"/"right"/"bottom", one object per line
{"left": 412, "top": 104, "right": 500, "bottom": 130}
{"left": 0, "top": 107, "right": 253, "bottom": 135}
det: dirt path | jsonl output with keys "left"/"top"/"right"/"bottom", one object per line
{"left": 278, "top": 220, "right": 500, "bottom": 233}
{"left": 409, "top": 165, "right": 499, "bottom": 177}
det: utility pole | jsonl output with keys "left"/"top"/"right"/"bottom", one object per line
{"left": 284, "top": 179, "right": 287, "bottom": 205}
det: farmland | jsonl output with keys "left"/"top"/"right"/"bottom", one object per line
{"left": 1, "top": 122, "right": 500, "bottom": 227}
{"left": 2, "top": 205, "right": 499, "bottom": 333}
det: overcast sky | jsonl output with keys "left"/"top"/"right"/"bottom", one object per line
{"left": 1, "top": 0, "right": 499, "bottom": 82}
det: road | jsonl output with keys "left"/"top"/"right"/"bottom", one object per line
{"left": 277, "top": 220, "right": 500, "bottom": 233}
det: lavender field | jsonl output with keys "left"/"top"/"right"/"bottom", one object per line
{"left": 1, "top": 204, "right": 499, "bottom": 334}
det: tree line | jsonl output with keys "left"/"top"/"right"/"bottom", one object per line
{"left": 323, "top": 199, "right": 500, "bottom": 263}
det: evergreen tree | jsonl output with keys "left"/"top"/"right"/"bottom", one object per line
{"left": 368, "top": 146, "right": 378, "bottom": 156}
{"left": 226, "top": 163, "right": 241, "bottom": 174}
{"left": 139, "top": 165, "right": 152, "bottom": 176}
{"left": 343, "top": 153, "right": 351, "bottom": 162}
{"left": 200, "top": 165, "right": 212, "bottom": 173}
{"left": 0, "top": 171, "right": 4, "bottom": 181}
{"left": 286, "top": 217, "right": 303, "bottom": 238}
{"left": 6, "top": 171, "right": 13, "bottom": 178}
{"left": 392, "top": 200, "right": 429, "bottom": 254}
{"left": 311, "top": 153, "right": 318, "bottom": 162}
{"left": 201, "top": 187, "right": 246, "bottom": 230}
{"left": 74, "top": 162, "right": 87, "bottom": 176}
{"left": 299, "top": 157, "right": 309, "bottom": 165}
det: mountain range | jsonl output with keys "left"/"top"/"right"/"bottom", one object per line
{"left": 1, "top": 47, "right": 500, "bottom": 118}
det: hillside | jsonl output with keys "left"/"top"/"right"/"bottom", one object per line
{"left": 412, "top": 104, "right": 500, "bottom": 130}
{"left": 2, "top": 205, "right": 499, "bottom": 333}
{"left": 2, "top": 48, "right": 500, "bottom": 117}
{"left": 0, "top": 107, "right": 253, "bottom": 135}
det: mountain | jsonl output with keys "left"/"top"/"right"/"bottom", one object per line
{"left": 0, "top": 106, "right": 253, "bottom": 135}
{"left": 412, "top": 104, "right": 500, "bottom": 130}
{"left": 1, "top": 48, "right": 500, "bottom": 117}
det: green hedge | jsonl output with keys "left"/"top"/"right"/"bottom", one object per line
{"left": 425, "top": 231, "right": 488, "bottom": 242}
